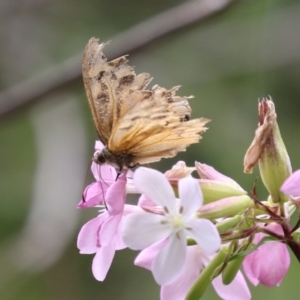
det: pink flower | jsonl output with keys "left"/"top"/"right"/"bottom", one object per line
{"left": 243, "top": 223, "right": 290, "bottom": 287}
{"left": 135, "top": 243, "right": 251, "bottom": 300}
{"left": 77, "top": 162, "right": 117, "bottom": 208}
{"left": 281, "top": 169, "right": 300, "bottom": 197}
{"left": 122, "top": 167, "right": 221, "bottom": 285}
{"left": 77, "top": 141, "right": 118, "bottom": 208}
{"left": 78, "top": 140, "right": 138, "bottom": 208}
{"left": 77, "top": 173, "right": 127, "bottom": 280}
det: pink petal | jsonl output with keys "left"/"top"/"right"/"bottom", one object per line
{"left": 91, "top": 161, "right": 117, "bottom": 182}
{"left": 164, "top": 161, "right": 196, "bottom": 179}
{"left": 77, "top": 216, "right": 105, "bottom": 254}
{"left": 94, "top": 140, "right": 105, "bottom": 151}
{"left": 126, "top": 169, "right": 139, "bottom": 193}
{"left": 105, "top": 173, "right": 126, "bottom": 215}
{"left": 243, "top": 254, "right": 259, "bottom": 286}
{"left": 134, "top": 168, "right": 176, "bottom": 213}
{"left": 212, "top": 271, "right": 251, "bottom": 300}
{"left": 243, "top": 224, "right": 290, "bottom": 287}
{"left": 281, "top": 169, "right": 300, "bottom": 196}
{"left": 178, "top": 177, "right": 203, "bottom": 217}
{"left": 123, "top": 204, "right": 144, "bottom": 215}
{"left": 77, "top": 182, "right": 108, "bottom": 208}
{"left": 122, "top": 212, "right": 170, "bottom": 250}
{"left": 161, "top": 246, "right": 203, "bottom": 300}
{"left": 186, "top": 218, "right": 221, "bottom": 255}
{"left": 138, "top": 194, "right": 156, "bottom": 207}
{"left": 152, "top": 231, "right": 186, "bottom": 285}
{"left": 195, "top": 162, "right": 244, "bottom": 191}
{"left": 100, "top": 213, "right": 122, "bottom": 247}
{"left": 92, "top": 240, "right": 116, "bottom": 281}
{"left": 114, "top": 224, "right": 127, "bottom": 250}
{"left": 244, "top": 241, "right": 290, "bottom": 287}
{"left": 135, "top": 240, "right": 167, "bottom": 270}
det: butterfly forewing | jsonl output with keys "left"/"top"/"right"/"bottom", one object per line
{"left": 82, "top": 37, "right": 210, "bottom": 170}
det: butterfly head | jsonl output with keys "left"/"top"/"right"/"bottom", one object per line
{"left": 93, "top": 146, "right": 135, "bottom": 171}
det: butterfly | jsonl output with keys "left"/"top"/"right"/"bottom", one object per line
{"left": 82, "top": 37, "right": 210, "bottom": 170}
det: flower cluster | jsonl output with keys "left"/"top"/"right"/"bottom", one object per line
{"left": 77, "top": 98, "right": 300, "bottom": 299}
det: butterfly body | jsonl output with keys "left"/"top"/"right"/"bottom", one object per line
{"left": 93, "top": 146, "right": 135, "bottom": 170}
{"left": 83, "top": 38, "right": 210, "bottom": 170}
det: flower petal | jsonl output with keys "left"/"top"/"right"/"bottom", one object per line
{"left": 195, "top": 162, "right": 245, "bottom": 192}
{"left": 135, "top": 240, "right": 167, "bottom": 270}
{"left": 122, "top": 212, "right": 170, "bottom": 250}
{"left": 138, "top": 194, "right": 156, "bottom": 207}
{"left": 178, "top": 177, "right": 203, "bottom": 217}
{"left": 134, "top": 167, "right": 176, "bottom": 213}
{"left": 243, "top": 239, "right": 290, "bottom": 287}
{"left": 77, "top": 216, "right": 105, "bottom": 254}
{"left": 161, "top": 246, "right": 203, "bottom": 300}
{"left": 212, "top": 271, "right": 251, "bottom": 300}
{"left": 92, "top": 240, "right": 116, "bottom": 281}
{"left": 77, "top": 182, "right": 108, "bottom": 208}
{"left": 186, "top": 218, "right": 221, "bottom": 255}
{"left": 94, "top": 140, "right": 105, "bottom": 151}
{"left": 91, "top": 161, "right": 117, "bottom": 182}
{"left": 164, "top": 161, "right": 196, "bottom": 179}
{"left": 281, "top": 169, "right": 300, "bottom": 197}
{"left": 105, "top": 173, "right": 126, "bottom": 214}
{"left": 114, "top": 220, "right": 127, "bottom": 250}
{"left": 152, "top": 231, "right": 186, "bottom": 285}
{"left": 243, "top": 252, "right": 259, "bottom": 286}
{"left": 100, "top": 213, "right": 122, "bottom": 247}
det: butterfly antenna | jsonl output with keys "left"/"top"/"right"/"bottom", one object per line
{"left": 116, "top": 172, "right": 121, "bottom": 181}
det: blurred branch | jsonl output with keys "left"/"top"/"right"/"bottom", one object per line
{"left": 0, "top": 0, "right": 237, "bottom": 118}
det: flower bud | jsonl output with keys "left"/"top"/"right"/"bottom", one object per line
{"left": 243, "top": 223, "right": 290, "bottom": 287}
{"left": 292, "top": 228, "right": 300, "bottom": 243}
{"left": 196, "top": 162, "right": 245, "bottom": 192}
{"left": 198, "top": 195, "right": 253, "bottom": 220}
{"left": 222, "top": 256, "right": 245, "bottom": 285}
{"left": 244, "top": 97, "right": 291, "bottom": 203}
{"left": 199, "top": 180, "right": 247, "bottom": 204}
{"left": 164, "top": 161, "right": 196, "bottom": 179}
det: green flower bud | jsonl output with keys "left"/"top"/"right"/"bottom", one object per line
{"left": 222, "top": 256, "right": 244, "bottom": 285}
{"left": 200, "top": 179, "right": 247, "bottom": 204}
{"left": 244, "top": 97, "right": 291, "bottom": 203}
{"left": 198, "top": 195, "right": 253, "bottom": 220}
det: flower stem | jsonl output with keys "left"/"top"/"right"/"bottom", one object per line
{"left": 186, "top": 248, "right": 227, "bottom": 300}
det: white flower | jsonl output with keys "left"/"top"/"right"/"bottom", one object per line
{"left": 122, "top": 167, "right": 221, "bottom": 285}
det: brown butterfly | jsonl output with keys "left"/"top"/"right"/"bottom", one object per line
{"left": 82, "top": 37, "right": 210, "bottom": 170}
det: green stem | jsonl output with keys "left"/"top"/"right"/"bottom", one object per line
{"left": 186, "top": 248, "right": 227, "bottom": 300}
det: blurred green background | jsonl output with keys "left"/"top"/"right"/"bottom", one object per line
{"left": 1, "top": 0, "right": 300, "bottom": 299}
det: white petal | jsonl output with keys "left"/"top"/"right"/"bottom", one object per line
{"left": 152, "top": 231, "right": 186, "bottom": 285}
{"left": 121, "top": 212, "right": 170, "bottom": 250}
{"left": 178, "top": 177, "right": 203, "bottom": 217}
{"left": 134, "top": 167, "right": 176, "bottom": 213}
{"left": 186, "top": 218, "right": 221, "bottom": 255}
